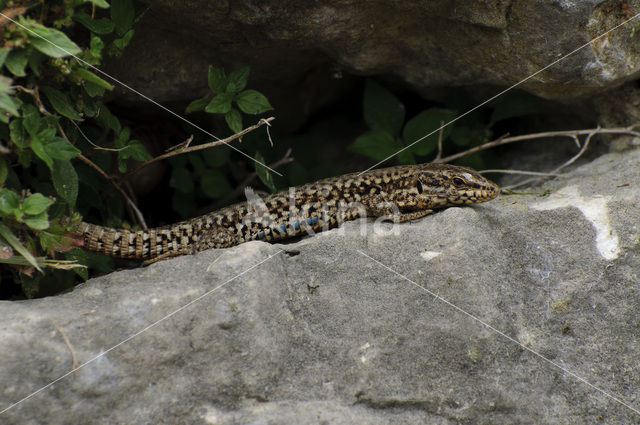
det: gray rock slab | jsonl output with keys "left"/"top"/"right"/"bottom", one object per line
{"left": 2, "top": 149, "right": 640, "bottom": 424}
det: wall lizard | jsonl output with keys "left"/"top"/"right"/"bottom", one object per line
{"left": 76, "top": 163, "right": 499, "bottom": 261}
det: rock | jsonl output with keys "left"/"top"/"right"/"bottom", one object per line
{"left": 107, "top": 0, "right": 640, "bottom": 129}
{"left": 1, "top": 147, "right": 640, "bottom": 424}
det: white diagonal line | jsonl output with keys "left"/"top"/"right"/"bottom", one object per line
{"left": 356, "top": 11, "right": 640, "bottom": 176}
{"left": 0, "top": 12, "right": 282, "bottom": 176}
{"left": 0, "top": 249, "right": 283, "bottom": 415}
{"left": 356, "top": 250, "right": 640, "bottom": 416}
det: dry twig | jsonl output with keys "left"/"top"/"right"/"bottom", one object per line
{"left": 434, "top": 120, "right": 445, "bottom": 161}
{"left": 435, "top": 126, "right": 640, "bottom": 164}
{"left": 122, "top": 117, "right": 275, "bottom": 180}
{"left": 502, "top": 128, "right": 600, "bottom": 190}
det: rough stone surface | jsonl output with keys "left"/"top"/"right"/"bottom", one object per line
{"left": 108, "top": 0, "right": 640, "bottom": 127}
{"left": 2, "top": 148, "right": 640, "bottom": 424}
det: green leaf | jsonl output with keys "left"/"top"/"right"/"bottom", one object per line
{"left": 236, "top": 90, "right": 273, "bottom": 114}
{"left": 254, "top": 151, "right": 277, "bottom": 192}
{"left": 5, "top": 49, "right": 28, "bottom": 77}
{"left": 450, "top": 127, "right": 491, "bottom": 147}
{"left": 112, "top": 29, "right": 134, "bottom": 51}
{"left": 65, "top": 247, "right": 113, "bottom": 280}
{"left": 96, "top": 105, "right": 121, "bottom": 133}
{"left": 30, "top": 135, "right": 53, "bottom": 170}
{"left": 490, "top": 91, "right": 544, "bottom": 124}
{"left": 9, "top": 119, "right": 26, "bottom": 148}
{"left": 169, "top": 167, "right": 194, "bottom": 194}
{"left": 22, "top": 193, "right": 53, "bottom": 215}
{"left": 396, "top": 148, "right": 415, "bottom": 165}
{"left": 0, "top": 223, "right": 42, "bottom": 272}
{"left": 207, "top": 66, "right": 226, "bottom": 93}
{"left": 87, "top": 34, "right": 105, "bottom": 64}
{"left": 83, "top": 81, "right": 105, "bottom": 97}
{"left": 23, "top": 211, "right": 49, "bottom": 230}
{"left": 23, "top": 104, "right": 42, "bottom": 136}
{"left": 185, "top": 97, "right": 209, "bottom": 114}
{"left": 119, "top": 140, "right": 152, "bottom": 161}
{"left": 0, "top": 157, "right": 7, "bottom": 186}
{"left": 114, "top": 126, "right": 130, "bottom": 148}
{"left": 39, "top": 229, "right": 73, "bottom": 255}
{"left": 0, "top": 47, "right": 10, "bottom": 68}
{"left": 225, "top": 108, "right": 242, "bottom": 133}
{"left": 111, "top": 0, "right": 135, "bottom": 36}
{"left": 52, "top": 160, "right": 79, "bottom": 206}
{"left": 348, "top": 130, "right": 404, "bottom": 161}
{"left": 227, "top": 66, "right": 250, "bottom": 93}
{"left": 205, "top": 93, "right": 233, "bottom": 114}
{"left": 21, "top": 18, "right": 82, "bottom": 58}
{"left": 82, "top": 96, "right": 99, "bottom": 117}
{"left": 0, "top": 93, "right": 19, "bottom": 117}
{"left": 87, "top": 0, "right": 110, "bottom": 8}
{"left": 189, "top": 155, "right": 206, "bottom": 175}
{"left": 0, "top": 74, "right": 12, "bottom": 93}
{"left": 43, "top": 137, "right": 81, "bottom": 160}
{"left": 363, "top": 79, "right": 405, "bottom": 136}
{"left": 201, "top": 169, "right": 232, "bottom": 198}
{"left": 40, "top": 86, "right": 82, "bottom": 121}
{"left": 402, "top": 108, "right": 457, "bottom": 156}
{"left": 0, "top": 189, "right": 19, "bottom": 215}
{"left": 202, "top": 147, "right": 229, "bottom": 168}
{"left": 73, "top": 68, "right": 114, "bottom": 91}
{"left": 28, "top": 49, "right": 45, "bottom": 76}
{"left": 73, "top": 11, "right": 115, "bottom": 34}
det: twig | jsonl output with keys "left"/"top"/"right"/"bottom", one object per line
{"left": 77, "top": 154, "right": 148, "bottom": 229}
{"left": 165, "top": 135, "right": 194, "bottom": 152}
{"left": 210, "top": 149, "right": 294, "bottom": 210}
{"left": 51, "top": 320, "right": 78, "bottom": 371}
{"left": 13, "top": 85, "right": 48, "bottom": 115}
{"left": 121, "top": 117, "right": 275, "bottom": 180}
{"left": 434, "top": 120, "right": 444, "bottom": 161}
{"left": 69, "top": 119, "right": 123, "bottom": 152}
{"left": 479, "top": 169, "right": 562, "bottom": 177}
{"left": 0, "top": 6, "right": 26, "bottom": 28}
{"left": 435, "top": 126, "right": 640, "bottom": 164}
{"left": 502, "top": 128, "right": 598, "bottom": 190}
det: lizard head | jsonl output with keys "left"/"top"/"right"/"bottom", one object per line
{"left": 415, "top": 164, "right": 499, "bottom": 207}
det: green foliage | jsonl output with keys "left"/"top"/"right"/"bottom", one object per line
{"left": 182, "top": 64, "right": 275, "bottom": 214}
{"left": 349, "top": 79, "right": 459, "bottom": 164}
{"left": 254, "top": 151, "right": 276, "bottom": 192}
{"left": 0, "top": 0, "right": 144, "bottom": 298}
{"left": 348, "top": 79, "right": 536, "bottom": 168}
{"left": 186, "top": 65, "right": 273, "bottom": 134}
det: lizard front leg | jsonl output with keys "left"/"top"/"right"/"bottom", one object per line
{"left": 361, "top": 195, "right": 433, "bottom": 223}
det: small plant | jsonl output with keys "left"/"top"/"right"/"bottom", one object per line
{"left": 348, "top": 80, "right": 546, "bottom": 169}
{"left": 0, "top": 0, "right": 143, "bottom": 297}
{"left": 186, "top": 65, "right": 272, "bottom": 134}
{"left": 161, "top": 65, "right": 276, "bottom": 219}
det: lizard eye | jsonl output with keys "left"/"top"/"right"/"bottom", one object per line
{"left": 452, "top": 177, "right": 465, "bottom": 187}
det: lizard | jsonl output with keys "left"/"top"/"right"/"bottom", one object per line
{"left": 76, "top": 163, "right": 499, "bottom": 262}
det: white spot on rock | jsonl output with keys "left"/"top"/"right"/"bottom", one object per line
{"left": 420, "top": 251, "right": 441, "bottom": 261}
{"left": 531, "top": 186, "right": 619, "bottom": 260}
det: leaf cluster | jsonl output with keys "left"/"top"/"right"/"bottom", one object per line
{"left": 0, "top": 0, "right": 141, "bottom": 297}
{"left": 186, "top": 65, "right": 273, "bottom": 133}
{"left": 348, "top": 79, "right": 546, "bottom": 169}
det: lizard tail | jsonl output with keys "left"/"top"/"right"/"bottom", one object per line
{"left": 76, "top": 222, "right": 153, "bottom": 259}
